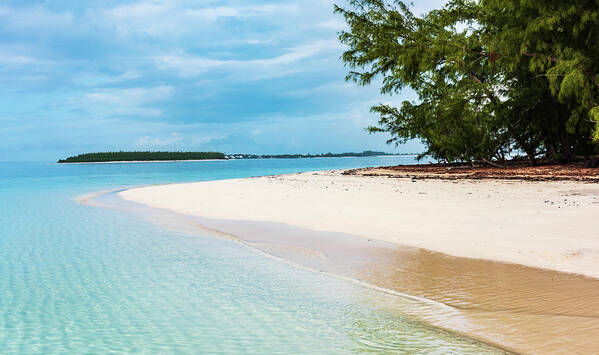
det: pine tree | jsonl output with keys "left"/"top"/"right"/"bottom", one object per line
{"left": 336, "top": 0, "right": 599, "bottom": 163}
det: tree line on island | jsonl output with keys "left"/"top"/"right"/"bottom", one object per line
{"left": 58, "top": 151, "right": 227, "bottom": 163}
{"left": 336, "top": 0, "right": 599, "bottom": 165}
{"left": 58, "top": 151, "right": 406, "bottom": 163}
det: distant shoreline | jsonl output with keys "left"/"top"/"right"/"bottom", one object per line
{"left": 56, "top": 159, "right": 226, "bottom": 164}
{"left": 57, "top": 155, "right": 415, "bottom": 164}
{"left": 57, "top": 151, "right": 416, "bottom": 164}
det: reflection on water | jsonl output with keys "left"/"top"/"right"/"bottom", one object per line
{"left": 96, "top": 190, "right": 599, "bottom": 353}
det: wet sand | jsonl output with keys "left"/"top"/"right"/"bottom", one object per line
{"left": 184, "top": 218, "right": 599, "bottom": 353}
{"left": 120, "top": 170, "right": 599, "bottom": 278}
{"left": 111, "top": 171, "right": 599, "bottom": 353}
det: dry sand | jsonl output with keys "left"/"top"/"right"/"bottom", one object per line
{"left": 114, "top": 170, "right": 599, "bottom": 352}
{"left": 120, "top": 170, "right": 599, "bottom": 278}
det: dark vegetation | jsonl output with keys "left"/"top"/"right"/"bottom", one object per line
{"left": 336, "top": 0, "right": 599, "bottom": 166}
{"left": 58, "top": 151, "right": 226, "bottom": 163}
{"left": 58, "top": 150, "right": 402, "bottom": 163}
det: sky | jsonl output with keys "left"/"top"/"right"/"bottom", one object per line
{"left": 0, "top": 0, "right": 446, "bottom": 161}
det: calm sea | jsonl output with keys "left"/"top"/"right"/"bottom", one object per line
{"left": 0, "top": 157, "right": 502, "bottom": 353}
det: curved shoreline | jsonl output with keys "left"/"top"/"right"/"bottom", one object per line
{"left": 119, "top": 170, "right": 599, "bottom": 279}
{"left": 80, "top": 188, "right": 512, "bottom": 353}
{"left": 81, "top": 170, "right": 599, "bottom": 353}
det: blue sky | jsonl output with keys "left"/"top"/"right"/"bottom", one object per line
{"left": 0, "top": 0, "right": 445, "bottom": 161}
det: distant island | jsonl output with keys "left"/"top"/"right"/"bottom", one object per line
{"left": 58, "top": 151, "right": 226, "bottom": 163}
{"left": 58, "top": 150, "right": 409, "bottom": 163}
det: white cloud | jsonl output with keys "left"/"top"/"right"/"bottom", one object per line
{"left": 136, "top": 133, "right": 184, "bottom": 147}
{"left": 71, "top": 71, "right": 143, "bottom": 88}
{"left": 185, "top": 4, "right": 298, "bottom": 21}
{"left": 77, "top": 86, "right": 173, "bottom": 117}
{"left": 254, "top": 41, "right": 338, "bottom": 66}
{"left": 153, "top": 40, "right": 340, "bottom": 79}
{"left": 191, "top": 135, "right": 223, "bottom": 145}
{"left": 84, "top": 86, "right": 173, "bottom": 104}
{"left": 246, "top": 39, "right": 273, "bottom": 45}
{"left": 0, "top": 0, "right": 424, "bottom": 160}
{"left": 102, "top": 2, "right": 299, "bottom": 37}
{"left": 0, "top": 54, "right": 39, "bottom": 65}
{"left": 284, "top": 82, "right": 357, "bottom": 98}
{"left": 154, "top": 56, "right": 229, "bottom": 76}
{"left": 0, "top": 6, "right": 73, "bottom": 30}
{"left": 103, "top": 2, "right": 172, "bottom": 36}
{"left": 183, "top": 7, "right": 243, "bottom": 21}
{"left": 315, "top": 19, "right": 347, "bottom": 30}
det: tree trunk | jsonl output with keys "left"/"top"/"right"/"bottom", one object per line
{"left": 514, "top": 137, "right": 537, "bottom": 166}
{"left": 509, "top": 129, "right": 537, "bottom": 166}
{"left": 547, "top": 141, "right": 558, "bottom": 159}
{"left": 482, "top": 158, "right": 504, "bottom": 168}
{"left": 560, "top": 134, "right": 572, "bottom": 162}
{"left": 528, "top": 153, "right": 538, "bottom": 166}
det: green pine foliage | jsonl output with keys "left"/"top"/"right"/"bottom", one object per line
{"left": 336, "top": 0, "right": 599, "bottom": 164}
{"left": 58, "top": 151, "right": 226, "bottom": 163}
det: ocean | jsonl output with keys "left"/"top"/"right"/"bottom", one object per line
{"left": 0, "top": 158, "right": 502, "bottom": 353}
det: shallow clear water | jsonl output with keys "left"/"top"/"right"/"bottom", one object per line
{"left": 0, "top": 158, "right": 503, "bottom": 353}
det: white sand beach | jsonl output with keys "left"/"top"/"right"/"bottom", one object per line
{"left": 115, "top": 169, "right": 599, "bottom": 353}
{"left": 119, "top": 170, "right": 599, "bottom": 278}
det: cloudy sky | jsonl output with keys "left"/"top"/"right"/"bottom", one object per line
{"left": 0, "top": 0, "right": 445, "bottom": 161}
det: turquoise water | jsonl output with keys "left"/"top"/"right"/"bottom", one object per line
{"left": 0, "top": 158, "right": 502, "bottom": 353}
